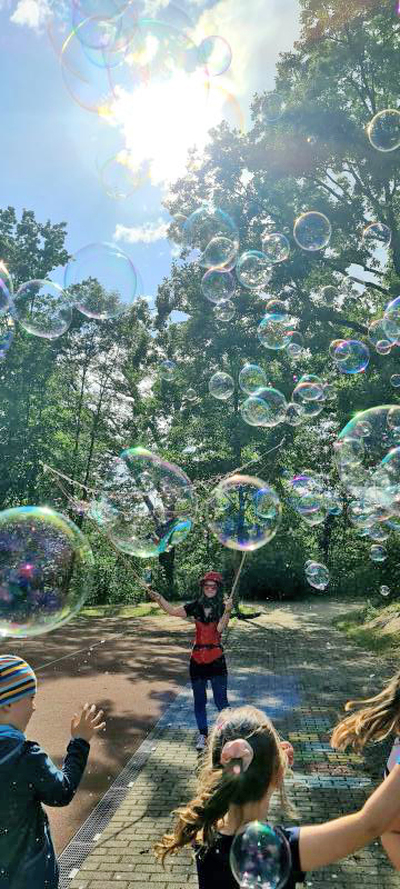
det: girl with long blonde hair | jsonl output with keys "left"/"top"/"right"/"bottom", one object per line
{"left": 155, "top": 704, "right": 400, "bottom": 888}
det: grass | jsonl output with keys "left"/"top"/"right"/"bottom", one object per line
{"left": 332, "top": 600, "right": 400, "bottom": 655}
{"left": 81, "top": 602, "right": 160, "bottom": 619}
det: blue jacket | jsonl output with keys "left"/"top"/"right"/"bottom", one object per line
{"left": 0, "top": 731, "right": 89, "bottom": 889}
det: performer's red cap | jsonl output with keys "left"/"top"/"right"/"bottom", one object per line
{"left": 200, "top": 571, "right": 223, "bottom": 585}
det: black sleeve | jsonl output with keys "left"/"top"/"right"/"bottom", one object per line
{"left": 28, "top": 738, "right": 90, "bottom": 807}
{"left": 184, "top": 600, "right": 199, "bottom": 618}
{"left": 282, "top": 826, "right": 306, "bottom": 884}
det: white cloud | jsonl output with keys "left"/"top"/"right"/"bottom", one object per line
{"left": 10, "top": 0, "right": 50, "bottom": 30}
{"left": 113, "top": 219, "right": 169, "bottom": 244}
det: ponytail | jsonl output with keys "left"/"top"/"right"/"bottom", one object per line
{"left": 331, "top": 671, "right": 400, "bottom": 752}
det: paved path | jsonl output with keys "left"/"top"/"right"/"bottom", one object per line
{"left": 61, "top": 599, "right": 400, "bottom": 889}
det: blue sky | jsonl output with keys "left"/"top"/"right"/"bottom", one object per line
{"left": 0, "top": 0, "right": 300, "bottom": 304}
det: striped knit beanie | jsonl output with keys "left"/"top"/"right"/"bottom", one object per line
{"left": 0, "top": 656, "right": 37, "bottom": 708}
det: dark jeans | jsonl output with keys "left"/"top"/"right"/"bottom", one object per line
{"left": 191, "top": 674, "right": 229, "bottom": 736}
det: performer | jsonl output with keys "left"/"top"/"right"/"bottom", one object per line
{"left": 148, "top": 571, "right": 233, "bottom": 751}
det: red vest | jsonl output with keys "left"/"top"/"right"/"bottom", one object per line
{"left": 191, "top": 620, "right": 223, "bottom": 664}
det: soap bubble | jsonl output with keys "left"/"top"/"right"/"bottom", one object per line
{"left": 236, "top": 251, "right": 271, "bottom": 290}
{"left": 214, "top": 300, "right": 235, "bottom": 321}
{"left": 380, "top": 585, "right": 391, "bottom": 597}
{"left": 370, "top": 545, "right": 387, "bottom": 562}
{"left": 0, "top": 506, "right": 94, "bottom": 638}
{"left": 0, "top": 261, "right": 13, "bottom": 311}
{"left": 336, "top": 407, "right": 400, "bottom": 513}
{"left": 367, "top": 109, "right": 400, "bottom": 152}
{"left": 198, "top": 35, "right": 232, "bottom": 76}
{"left": 320, "top": 285, "right": 338, "bottom": 306}
{"left": 209, "top": 372, "right": 234, "bottom": 401}
{"left": 200, "top": 236, "right": 239, "bottom": 271}
{"left": 329, "top": 338, "right": 346, "bottom": 358}
{"left": 376, "top": 340, "right": 393, "bottom": 355}
{"left": 288, "top": 472, "right": 329, "bottom": 525}
{"left": 64, "top": 242, "right": 138, "bottom": 319}
{"left": 293, "top": 212, "right": 332, "bottom": 252}
{"left": 323, "top": 383, "right": 336, "bottom": 401}
{"left": 89, "top": 448, "right": 196, "bottom": 558}
{"left": 261, "top": 93, "right": 286, "bottom": 123}
{"left": 239, "top": 364, "right": 267, "bottom": 395}
{"left": 186, "top": 388, "right": 197, "bottom": 401}
{"left": 362, "top": 222, "right": 392, "bottom": 250}
{"left": 305, "top": 562, "right": 329, "bottom": 590}
{"left": 241, "top": 388, "right": 287, "bottom": 428}
{"left": 294, "top": 374, "right": 325, "bottom": 402}
{"left": 391, "top": 374, "right": 400, "bottom": 388}
{"left": 183, "top": 207, "right": 239, "bottom": 259}
{"left": 12, "top": 280, "right": 72, "bottom": 339}
{"left": 229, "top": 821, "right": 291, "bottom": 889}
{"left": 368, "top": 318, "right": 397, "bottom": 349}
{"left": 258, "top": 313, "right": 293, "bottom": 351}
{"left": 159, "top": 360, "right": 177, "bottom": 382}
{"left": 261, "top": 232, "right": 290, "bottom": 264}
{"left": 207, "top": 476, "right": 282, "bottom": 551}
{"left": 383, "top": 296, "right": 400, "bottom": 344}
{"left": 333, "top": 340, "right": 370, "bottom": 374}
{"left": 0, "top": 314, "right": 15, "bottom": 356}
{"left": 285, "top": 402, "right": 304, "bottom": 426}
{"left": 201, "top": 269, "right": 235, "bottom": 303}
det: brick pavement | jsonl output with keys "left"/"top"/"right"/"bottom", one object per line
{"left": 61, "top": 600, "right": 400, "bottom": 889}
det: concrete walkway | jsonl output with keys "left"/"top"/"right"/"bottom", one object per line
{"left": 61, "top": 599, "right": 399, "bottom": 889}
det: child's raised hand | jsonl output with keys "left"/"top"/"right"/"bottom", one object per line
{"left": 147, "top": 588, "right": 161, "bottom": 604}
{"left": 281, "top": 740, "right": 294, "bottom": 767}
{"left": 71, "top": 703, "right": 106, "bottom": 742}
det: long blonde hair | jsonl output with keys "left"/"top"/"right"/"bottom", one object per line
{"left": 331, "top": 670, "right": 400, "bottom": 752}
{"left": 154, "top": 705, "right": 292, "bottom": 864}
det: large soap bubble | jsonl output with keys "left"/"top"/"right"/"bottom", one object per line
{"left": 0, "top": 261, "right": 13, "bottom": 313}
{"left": 293, "top": 374, "right": 325, "bottom": 402}
{"left": 236, "top": 251, "right": 271, "bottom": 289}
{"left": 209, "top": 372, "right": 235, "bottom": 400}
{"left": 288, "top": 472, "right": 330, "bottom": 526}
{"left": 230, "top": 821, "right": 291, "bottom": 889}
{"left": 367, "top": 109, "right": 400, "bottom": 152}
{"left": 159, "top": 359, "right": 177, "bottom": 381}
{"left": 258, "top": 312, "right": 294, "bottom": 351}
{"left": 333, "top": 340, "right": 370, "bottom": 375}
{"left": 293, "top": 212, "right": 332, "bottom": 251}
{"left": 214, "top": 299, "right": 235, "bottom": 321}
{"left": 239, "top": 363, "right": 267, "bottom": 395}
{"left": 261, "top": 232, "right": 290, "bottom": 264}
{"left": 200, "top": 236, "right": 239, "bottom": 271}
{"left": 183, "top": 207, "right": 239, "bottom": 262}
{"left": 362, "top": 222, "right": 391, "bottom": 251}
{"left": 64, "top": 242, "right": 138, "bottom": 319}
{"left": 12, "top": 280, "right": 72, "bottom": 339}
{"left": 89, "top": 448, "right": 196, "bottom": 558}
{"left": 198, "top": 35, "right": 232, "bottom": 76}
{"left": 201, "top": 269, "right": 235, "bottom": 303}
{"left": 305, "top": 562, "right": 330, "bottom": 590}
{"left": 0, "top": 506, "right": 94, "bottom": 638}
{"left": 241, "top": 388, "right": 287, "bottom": 428}
{"left": 207, "top": 476, "right": 282, "bottom": 551}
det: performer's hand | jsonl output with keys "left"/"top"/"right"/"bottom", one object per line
{"left": 281, "top": 740, "right": 294, "bottom": 767}
{"left": 225, "top": 595, "right": 234, "bottom": 612}
{"left": 147, "top": 588, "right": 161, "bottom": 604}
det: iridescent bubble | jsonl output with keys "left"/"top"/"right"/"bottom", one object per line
{"left": 0, "top": 261, "right": 13, "bottom": 311}
{"left": 236, "top": 251, "right": 271, "bottom": 290}
{"left": 89, "top": 449, "right": 196, "bottom": 558}
{"left": 362, "top": 222, "right": 392, "bottom": 250}
{"left": 159, "top": 359, "right": 177, "bottom": 382}
{"left": 305, "top": 562, "right": 330, "bottom": 590}
{"left": 333, "top": 340, "right": 370, "bottom": 375}
{"left": 258, "top": 314, "right": 293, "bottom": 351}
{"left": 336, "top": 407, "right": 400, "bottom": 506}
{"left": 201, "top": 269, "right": 235, "bottom": 303}
{"left": 294, "top": 374, "right": 325, "bottom": 402}
{"left": 370, "top": 544, "right": 387, "bottom": 562}
{"left": 368, "top": 524, "right": 390, "bottom": 543}
{"left": 0, "top": 506, "right": 94, "bottom": 638}
{"left": 329, "top": 338, "right": 346, "bottom": 358}
{"left": 293, "top": 212, "right": 332, "bottom": 252}
{"left": 367, "top": 109, "right": 400, "bottom": 152}
{"left": 64, "top": 242, "right": 138, "bottom": 319}
{"left": 230, "top": 822, "right": 291, "bottom": 889}
{"left": 320, "top": 285, "right": 338, "bottom": 306}
{"left": 198, "top": 35, "right": 232, "bottom": 76}
{"left": 214, "top": 299, "right": 235, "bottom": 321}
{"left": 323, "top": 383, "right": 336, "bottom": 401}
{"left": 183, "top": 207, "right": 239, "bottom": 258}
{"left": 368, "top": 318, "right": 397, "bottom": 349}
{"left": 208, "top": 476, "right": 282, "bottom": 551}
{"left": 289, "top": 472, "right": 329, "bottom": 524}
{"left": 12, "top": 280, "right": 72, "bottom": 339}
{"left": 387, "top": 406, "right": 400, "bottom": 431}
{"left": 200, "top": 236, "right": 239, "bottom": 271}
{"left": 239, "top": 363, "right": 267, "bottom": 395}
{"left": 380, "top": 585, "right": 391, "bottom": 597}
{"left": 285, "top": 402, "right": 304, "bottom": 426}
{"left": 376, "top": 340, "right": 393, "bottom": 355}
{"left": 265, "top": 298, "right": 287, "bottom": 316}
{"left": 241, "top": 388, "right": 287, "bottom": 428}
{"left": 391, "top": 374, "right": 400, "bottom": 388}
{"left": 261, "top": 93, "right": 286, "bottom": 123}
{"left": 0, "top": 314, "right": 15, "bottom": 356}
{"left": 261, "top": 232, "right": 290, "bottom": 264}
{"left": 186, "top": 388, "right": 197, "bottom": 401}
{"left": 209, "top": 371, "right": 235, "bottom": 400}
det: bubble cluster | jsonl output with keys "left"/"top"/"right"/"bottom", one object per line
{"left": 89, "top": 448, "right": 196, "bottom": 558}
{"left": 184, "top": 207, "right": 239, "bottom": 266}
{"left": 230, "top": 821, "right": 291, "bottom": 889}
{"left": 207, "top": 476, "right": 282, "bottom": 551}
{"left": 0, "top": 506, "right": 94, "bottom": 638}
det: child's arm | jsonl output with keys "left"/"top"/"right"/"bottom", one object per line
{"left": 381, "top": 829, "right": 400, "bottom": 869}
{"left": 30, "top": 703, "right": 105, "bottom": 807}
{"left": 299, "top": 763, "right": 400, "bottom": 871}
{"left": 217, "top": 595, "right": 234, "bottom": 633}
{"left": 147, "top": 588, "right": 188, "bottom": 618}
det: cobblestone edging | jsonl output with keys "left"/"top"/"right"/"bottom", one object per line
{"left": 61, "top": 602, "right": 400, "bottom": 889}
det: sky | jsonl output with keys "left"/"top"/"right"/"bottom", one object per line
{"left": 0, "top": 0, "right": 301, "bottom": 306}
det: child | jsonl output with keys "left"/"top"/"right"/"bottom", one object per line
{"left": 155, "top": 704, "right": 400, "bottom": 889}
{"left": 0, "top": 654, "right": 106, "bottom": 888}
{"left": 148, "top": 571, "right": 233, "bottom": 752}
{"left": 331, "top": 670, "right": 400, "bottom": 869}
